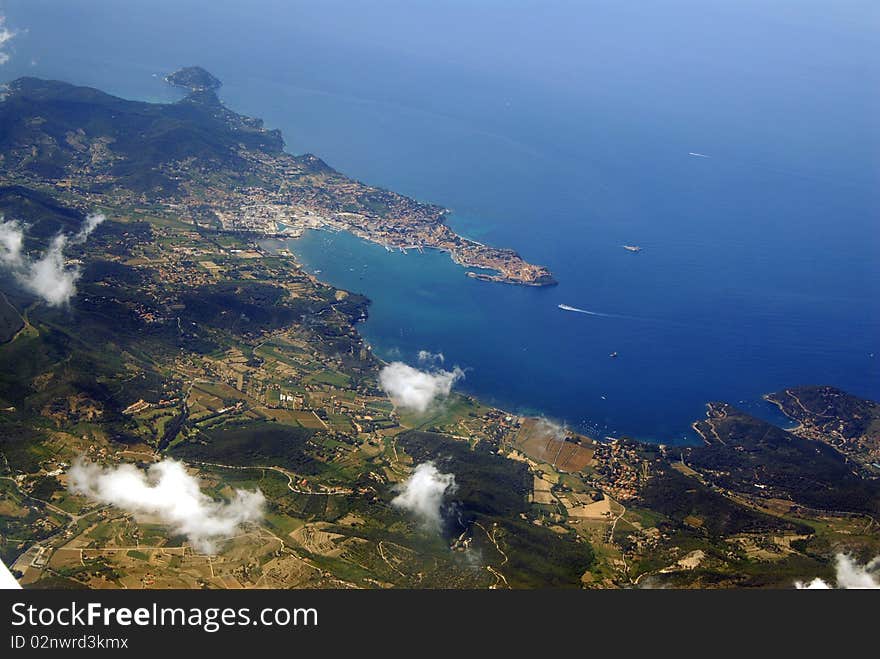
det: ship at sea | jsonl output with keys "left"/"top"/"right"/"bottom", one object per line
{"left": 622, "top": 245, "right": 642, "bottom": 253}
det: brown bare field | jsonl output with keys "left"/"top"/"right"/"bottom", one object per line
{"left": 289, "top": 523, "right": 347, "bottom": 556}
{"left": 259, "top": 408, "right": 304, "bottom": 426}
{"left": 683, "top": 515, "right": 704, "bottom": 528}
{"left": 565, "top": 496, "right": 613, "bottom": 520}
{"left": 671, "top": 461, "right": 700, "bottom": 478}
{"left": 513, "top": 419, "right": 595, "bottom": 472}
{"left": 188, "top": 387, "right": 225, "bottom": 412}
{"left": 533, "top": 475, "right": 553, "bottom": 492}
{"left": 532, "top": 490, "right": 557, "bottom": 505}
{"left": 290, "top": 410, "right": 326, "bottom": 428}
{"left": 0, "top": 499, "right": 28, "bottom": 517}
{"left": 47, "top": 547, "right": 83, "bottom": 570}
{"left": 531, "top": 475, "right": 557, "bottom": 504}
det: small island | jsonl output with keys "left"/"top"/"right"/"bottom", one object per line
{"left": 165, "top": 66, "right": 222, "bottom": 92}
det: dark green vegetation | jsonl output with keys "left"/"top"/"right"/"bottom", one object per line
{"left": 610, "top": 399, "right": 880, "bottom": 587}
{"left": 177, "top": 280, "right": 367, "bottom": 341}
{"left": 767, "top": 386, "right": 880, "bottom": 470}
{"left": 400, "top": 431, "right": 594, "bottom": 587}
{"left": 0, "top": 292, "right": 23, "bottom": 343}
{"left": 0, "top": 422, "right": 53, "bottom": 475}
{"left": 0, "top": 216, "right": 171, "bottom": 447}
{"left": 769, "top": 386, "right": 880, "bottom": 441}
{"left": 0, "top": 185, "right": 84, "bottom": 244}
{"left": 690, "top": 403, "right": 880, "bottom": 516}
{"left": 165, "top": 66, "right": 222, "bottom": 92}
{"left": 0, "top": 299, "right": 158, "bottom": 444}
{"left": 0, "top": 78, "right": 282, "bottom": 193}
{"left": 637, "top": 447, "right": 806, "bottom": 538}
{"left": 0, "top": 480, "right": 62, "bottom": 565}
{"left": 171, "top": 421, "right": 319, "bottom": 474}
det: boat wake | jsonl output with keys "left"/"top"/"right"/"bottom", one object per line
{"left": 688, "top": 152, "right": 711, "bottom": 158}
{"left": 558, "top": 304, "right": 690, "bottom": 328}
{"left": 557, "top": 304, "right": 616, "bottom": 318}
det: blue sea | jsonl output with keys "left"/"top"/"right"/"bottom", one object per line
{"left": 3, "top": 0, "right": 878, "bottom": 443}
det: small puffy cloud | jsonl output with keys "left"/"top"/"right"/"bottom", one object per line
{"left": 535, "top": 417, "right": 568, "bottom": 440}
{"left": 795, "top": 554, "right": 880, "bottom": 589}
{"left": 392, "top": 462, "right": 456, "bottom": 531}
{"left": 68, "top": 458, "right": 265, "bottom": 554}
{"left": 18, "top": 234, "right": 79, "bottom": 307}
{"left": 0, "top": 219, "right": 24, "bottom": 266}
{"left": 0, "top": 16, "right": 18, "bottom": 65}
{"left": 0, "top": 213, "right": 105, "bottom": 307}
{"left": 417, "top": 350, "right": 445, "bottom": 365}
{"left": 72, "top": 212, "right": 105, "bottom": 243}
{"left": 379, "top": 360, "right": 463, "bottom": 414}
{"left": 796, "top": 578, "right": 829, "bottom": 590}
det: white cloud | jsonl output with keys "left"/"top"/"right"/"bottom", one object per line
{"left": 417, "top": 350, "right": 445, "bottom": 365}
{"left": 18, "top": 234, "right": 79, "bottom": 307}
{"left": 0, "top": 213, "right": 105, "bottom": 307}
{"left": 0, "top": 16, "right": 17, "bottom": 65}
{"left": 378, "top": 360, "right": 463, "bottom": 414}
{"left": 392, "top": 462, "right": 456, "bottom": 531}
{"left": 535, "top": 417, "right": 568, "bottom": 441}
{"left": 795, "top": 554, "right": 880, "bottom": 589}
{"left": 68, "top": 458, "right": 265, "bottom": 554}
{"left": 0, "top": 218, "right": 24, "bottom": 266}
{"left": 72, "top": 212, "right": 105, "bottom": 244}
{"left": 796, "top": 579, "right": 829, "bottom": 589}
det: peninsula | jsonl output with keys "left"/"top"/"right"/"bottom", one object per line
{"left": 0, "top": 70, "right": 555, "bottom": 287}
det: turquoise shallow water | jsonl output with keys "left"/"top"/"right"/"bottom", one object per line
{"left": 3, "top": 0, "right": 878, "bottom": 443}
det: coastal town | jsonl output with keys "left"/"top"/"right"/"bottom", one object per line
{"left": 0, "top": 72, "right": 555, "bottom": 288}
{"left": 166, "top": 145, "right": 557, "bottom": 287}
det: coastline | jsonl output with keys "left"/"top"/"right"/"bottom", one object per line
{"left": 763, "top": 391, "right": 805, "bottom": 433}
